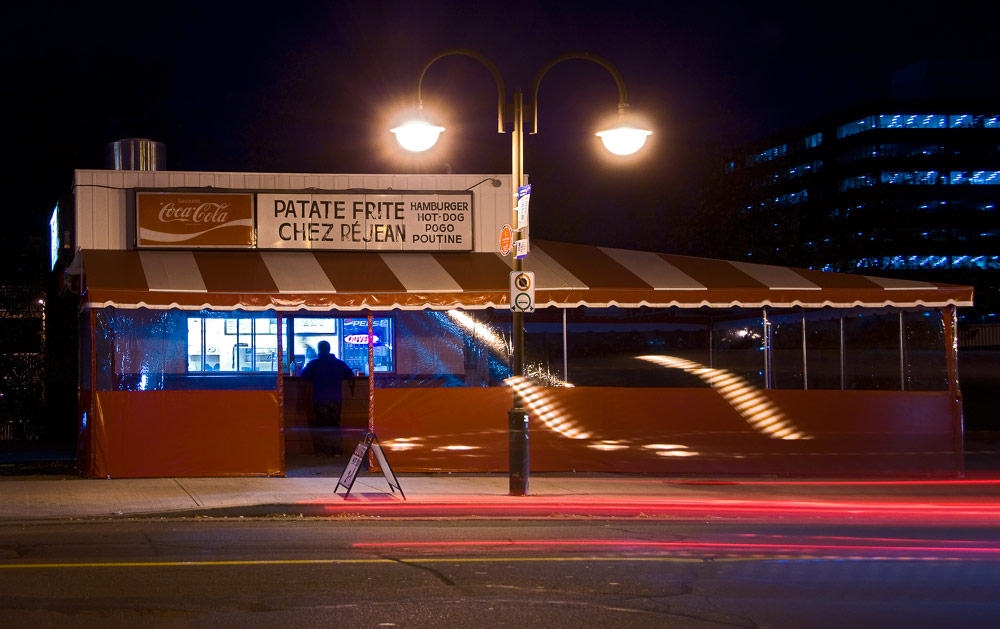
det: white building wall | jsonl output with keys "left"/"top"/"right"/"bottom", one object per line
{"left": 73, "top": 170, "right": 515, "bottom": 253}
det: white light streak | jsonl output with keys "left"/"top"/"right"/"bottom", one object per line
{"left": 507, "top": 376, "right": 591, "bottom": 440}
{"left": 446, "top": 310, "right": 509, "bottom": 356}
{"left": 638, "top": 355, "right": 812, "bottom": 440}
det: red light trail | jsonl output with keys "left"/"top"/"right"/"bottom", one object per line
{"left": 351, "top": 537, "right": 1000, "bottom": 560}
{"left": 299, "top": 495, "right": 1000, "bottom": 524}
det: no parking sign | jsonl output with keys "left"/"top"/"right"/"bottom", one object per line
{"left": 510, "top": 271, "right": 535, "bottom": 313}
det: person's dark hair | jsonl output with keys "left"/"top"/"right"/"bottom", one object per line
{"left": 317, "top": 340, "right": 331, "bottom": 355}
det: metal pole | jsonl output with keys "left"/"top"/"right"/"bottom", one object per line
{"left": 367, "top": 312, "right": 375, "bottom": 435}
{"left": 88, "top": 309, "right": 98, "bottom": 477}
{"left": 943, "top": 305, "right": 964, "bottom": 475}
{"left": 762, "top": 309, "right": 772, "bottom": 390}
{"left": 368, "top": 311, "right": 376, "bottom": 470}
{"left": 899, "top": 310, "right": 906, "bottom": 391}
{"left": 708, "top": 318, "right": 715, "bottom": 387}
{"left": 839, "top": 312, "right": 846, "bottom": 390}
{"left": 276, "top": 313, "right": 285, "bottom": 472}
{"left": 801, "top": 311, "right": 808, "bottom": 390}
{"left": 508, "top": 88, "right": 529, "bottom": 496}
{"left": 562, "top": 308, "right": 568, "bottom": 383}
{"left": 408, "top": 49, "right": 642, "bottom": 497}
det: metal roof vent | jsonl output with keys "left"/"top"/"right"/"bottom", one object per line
{"left": 106, "top": 138, "right": 165, "bottom": 171}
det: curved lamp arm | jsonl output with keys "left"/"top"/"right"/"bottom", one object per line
{"left": 417, "top": 48, "right": 507, "bottom": 134}
{"left": 529, "top": 52, "right": 630, "bottom": 135}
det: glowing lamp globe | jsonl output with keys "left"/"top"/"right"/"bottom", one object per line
{"left": 596, "top": 126, "right": 652, "bottom": 156}
{"left": 391, "top": 120, "right": 445, "bottom": 152}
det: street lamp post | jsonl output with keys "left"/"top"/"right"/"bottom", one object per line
{"left": 391, "top": 49, "right": 650, "bottom": 496}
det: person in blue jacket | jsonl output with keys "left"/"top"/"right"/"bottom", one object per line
{"left": 301, "top": 340, "right": 355, "bottom": 456}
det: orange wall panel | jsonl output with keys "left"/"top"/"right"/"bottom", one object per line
{"left": 88, "top": 390, "right": 282, "bottom": 478}
{"left": 372, "top": 387, "right": 961, "bottom": 476}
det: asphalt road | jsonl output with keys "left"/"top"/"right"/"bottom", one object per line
{"left": 3, "top": 518, "right": 1000, "bottom": 628}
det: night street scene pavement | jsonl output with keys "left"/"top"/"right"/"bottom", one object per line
{"left": 3, "top": 516, "right": 1000, "bottom": 628}
{"left": 3, "top": 448, "right": 1000, "bottom": 626}
{"left": 4, "top": 1, "right": 1000, "bottom": 627}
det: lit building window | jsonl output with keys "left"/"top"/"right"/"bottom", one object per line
{"left": 950, "top": 171, "right": 1000, "bottom": 185}
{"left": 837, "top": 117, "right": 876, "bottom": 138}
{"left": 844, "top": 256, "right": 1000, "bottom": 271}
{"left": 839, "top": 175, "right": 874, "bottom": 190}
{"left": 840, "top": 113, "right": 996, "bottom": 136}
{"left": 749, "top": 144, "right": 788, "bottom": 165}
{"left": 879, "top": 114, "right": 948, "bottom": 129}
{"left": 949, "top": 114, "right": 973, "bottom": 128}
{"left": 771, "top": 160, "right": 822, "bottom": 183}
{"left": 879, "top": 171, "right": 946, "bottom": 185}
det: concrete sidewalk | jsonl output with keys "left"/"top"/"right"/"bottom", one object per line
{"left": 3, "top": 442, "right": 1000, "bottom": 522}
{"left": 4, "top": 461, "right": 1000, "bottom": 521}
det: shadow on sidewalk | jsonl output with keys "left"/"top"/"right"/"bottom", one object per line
{"left": 3, "top": 433, "right": 999, "bottom": 479}
{"left": 285, "top": 452, "right": 353, "bottom": 478}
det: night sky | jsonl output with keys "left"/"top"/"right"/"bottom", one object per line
{"left": 2, "top": 0, "right": 994, "bottom": 259}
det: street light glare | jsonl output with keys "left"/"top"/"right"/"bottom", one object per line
{"left": 391, "top": 120, "right": 445, "bottom": 152}
{"left": 596, "top": 126, "right": 652, "bottom": 156}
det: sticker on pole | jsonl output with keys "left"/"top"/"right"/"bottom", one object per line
{"left": 510, "top": 271, "right": 535, "bottom": 313}
{"left": 516, "top": 184, "right": 531, "bottom": 231}
{"left": 499, "top": 224, "right": 513, "bottom": 256}
{"left": 514, "top": 238, "right": 529, "bottom": 259}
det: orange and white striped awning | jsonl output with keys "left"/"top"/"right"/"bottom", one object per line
{"left": 79, "top": 240, "right": 973, "bottom": 311}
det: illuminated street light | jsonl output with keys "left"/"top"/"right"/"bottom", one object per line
{"left": 393, "top": 49, "right": 650, "bottom": 496}
{"left": 596, "top": 126, "right": 652, "bottom": 155}
{"left": 390, "top": 119, "right": 445, "bottom": 152}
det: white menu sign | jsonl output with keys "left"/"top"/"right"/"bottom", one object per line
{"left": 256, "top": 192, "right": 473, "bottom": 251}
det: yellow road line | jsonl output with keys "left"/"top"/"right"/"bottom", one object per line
{"left": 0, "top": 556, "right": 755, "bottom": 569}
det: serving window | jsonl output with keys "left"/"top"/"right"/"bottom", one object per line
{"left": 91, "top": 308, "right": 398, "bottom": 392}
{"left": 187, "top": 315, "right": 278, "bottom": 373}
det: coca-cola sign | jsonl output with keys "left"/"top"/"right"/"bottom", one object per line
{"left": 136, "top": 192, "right": 254, "bottom": 248}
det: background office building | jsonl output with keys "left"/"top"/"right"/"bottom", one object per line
{"left": 717, "top": 102, "right": 1000, "bottom": 322}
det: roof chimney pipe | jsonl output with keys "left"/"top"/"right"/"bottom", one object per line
{"left": 106, "top": 138, "right": 165, "bottom": 171}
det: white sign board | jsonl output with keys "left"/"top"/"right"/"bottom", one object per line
{"left": 510, "top": 271, "right": 535, "bottom": 313}
{"left": 516, "top": 184, "right": 531, "bottom": 231}
{"left": 256, "top": 192, "right": 473, "bottom": 251}
{"left": 514, "top": 238, "right": 529, "bottom": 259}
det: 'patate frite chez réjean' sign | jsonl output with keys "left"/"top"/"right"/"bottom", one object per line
{"left": 136, "top": 191, "right": 474, "bottom": 251}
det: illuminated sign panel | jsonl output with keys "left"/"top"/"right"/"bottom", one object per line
{"left": 256, "top": 191, "right": 472, "bottom": 251}
{"left": 49, "top": 203, "right": 60, "bottom": 270}
{"left": 341, "top": 318, "right": 394, "bottom": 374}
{"left": 136, "top": 192, "right": 255, "bottom": 248}
{"left": 135, "top": 190, "right": 473, "bottom": 252}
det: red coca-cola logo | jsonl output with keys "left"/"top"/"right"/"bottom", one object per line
{"left": 158, "top": 201, "right": 231, "bottom": 224}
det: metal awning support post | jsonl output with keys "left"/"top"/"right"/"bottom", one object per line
{"left": 839, "top": 311, "right": 846, "bottom": 390}
{"left": 801, "top": 310, "right": 809, "bottom": 390}
{"left": 899, "top": 310, "right": 906, "bottom": 391}
{"left": 367, "top": 311, "right": 375, "bottom": 435}
{"left": 276, "top": 313, "right": 285, "bottom": 473}
{"left": 943, "top": 305, "right": 964, "bottom": 475}
{"left": 562, "top": 308, "right": 568, "bottom": 383}
{"left": 762, "top": 309, "right": 772, "bottom": 390}
{"left": 367, "top": 311, "right": 376, "bottom": 470}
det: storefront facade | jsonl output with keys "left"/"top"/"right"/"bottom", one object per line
{"left": 69, "top": 169, "right": 974, "bottom": 478}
